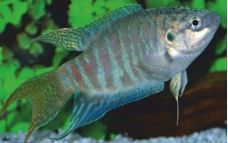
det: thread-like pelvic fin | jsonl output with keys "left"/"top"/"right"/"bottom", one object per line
{"left": 175, "top": 96, "right": 179, "bottom": 126}
{"left": 169, "top": 71, "right": 188, "bottom": 126}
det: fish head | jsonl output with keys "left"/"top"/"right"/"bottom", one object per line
{"left": 144, "top": 7, "right": 220, "bottom": 80}
{"left": 158, "top": 7, "right": 220, "bottom": 74}
{"left": 162, "top": 7, "right": 220, "bottom": 56}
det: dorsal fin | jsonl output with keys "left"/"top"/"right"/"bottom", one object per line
{"left": 33, "top": 4, "right": 143, "bottom": 51}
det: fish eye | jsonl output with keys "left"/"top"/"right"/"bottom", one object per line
{"left": 166, "top": 32, "right": 175, "bottom": 42}
{"left": 189, "top": 17, "right": 201, "bottom": 30}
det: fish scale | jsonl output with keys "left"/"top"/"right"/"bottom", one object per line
{"left": 0, "top": 4, "right": 220, "bottom": 143}
{"left": 69, "top": 14, "right": 150, "bottom": 92}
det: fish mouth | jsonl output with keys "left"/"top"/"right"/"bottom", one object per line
{"left": 171, "top": 40, "right": 202, "bottom": 55}
{"left": 207, "top": 12, "right": 220, "bottom": 30}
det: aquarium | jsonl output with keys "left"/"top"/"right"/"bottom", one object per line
{"left": 0, "top": 0, "right": 226, "bottom": 143}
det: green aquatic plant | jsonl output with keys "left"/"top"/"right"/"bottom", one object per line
{"left": 209, "top": 57, "right": 227, "bottom": 72}
{"left": 0, "top": 0, "right": 28, "bottom": 32}
{"left": 207, "top": 0, "right": 226, "bottom": 28}
{"left": 146, "top": 0, "right": 179, "bottom": 8}
{"left": 25, "top": 22, "right": 38, "bottom": 35}
{"left": 29, "top": 0, "right": 46, "bottom": 20}
{"left": 68, "top": 0, "right": 136, "bottom": 27}
{"left": 0, "top": 47, "right": 3, "bottom": 65}
{"left": 17, "top": 33, "right": 31, "bottom": 50}
{"left": 80, "top": 121, "right": 107, "bottom": 140}
{"left": 191, "top": 0, "right": 205, "bottom": 9}
{"left": 215, "top": 36, "right": 227, "bottom": 56}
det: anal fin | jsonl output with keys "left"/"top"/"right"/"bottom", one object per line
{"left": 51, "top": 94, "right": 108, "bottom": 140}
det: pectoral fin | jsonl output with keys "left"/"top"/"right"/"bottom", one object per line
{"left": 169, "top": 70, "right": 188, "bottom": 125}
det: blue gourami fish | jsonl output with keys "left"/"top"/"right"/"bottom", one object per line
{"left": 0, "top": 4, "right": 220, "bottom": 143}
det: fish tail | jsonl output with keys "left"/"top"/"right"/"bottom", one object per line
{"left": 0, "top": 71, "right": 75, "bottom": 143}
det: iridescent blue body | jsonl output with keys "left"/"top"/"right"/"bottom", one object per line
{"left": 55, "top": 10, "right": 167, "bottom": 137}
{"left": 0, "top": 4, "right": 220, "bottom": 143}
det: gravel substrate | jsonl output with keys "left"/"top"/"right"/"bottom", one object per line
{"left": 0, "top": 128, "right": 226, "bottom": 143}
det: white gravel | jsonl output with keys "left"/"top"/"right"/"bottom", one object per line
{"left": 0, "top": 128, "right": 226, "bottom": 143}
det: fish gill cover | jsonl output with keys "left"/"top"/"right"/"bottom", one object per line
{"left": 0, "top": 0, "right": 226, "bottom": 142}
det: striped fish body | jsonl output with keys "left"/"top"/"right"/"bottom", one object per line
{"left": 60, "top": 10, "right": 164, "bottom": 101}
{"left": 56, "top": 12, "right": 165, "bottom": 134}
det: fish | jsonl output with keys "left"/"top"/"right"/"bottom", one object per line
{"left": 0, "top": 4, "right": 220, "bottom": 143}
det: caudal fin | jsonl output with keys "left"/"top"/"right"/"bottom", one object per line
{"left": 0, "top": 71, "right": 74, "bottom": 143}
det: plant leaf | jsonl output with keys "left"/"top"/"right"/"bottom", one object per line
{"left": 209, "top": 57, "right": 227, "bottom": 72}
